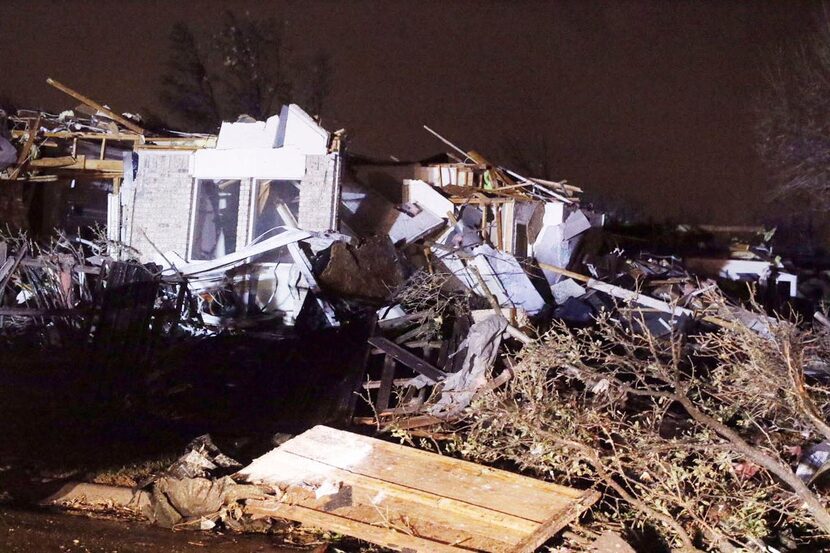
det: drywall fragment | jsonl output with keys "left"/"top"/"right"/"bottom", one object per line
{"left": 551, "top": 277, "right": 587, "bottom": 304}
{"left": 404, "top": 179, "right": 454, "bottom": 219}
{"left": 276, "top": 104, "right": 329, "bottom": 154}
{"left": 387, "top": 206, "right": 445, "bottom": 245}
{"left": 472, "top": 244, "right": 546, "bottom": 314}
{"left": 562, "top": 209, "right": 592, "bottom": 241}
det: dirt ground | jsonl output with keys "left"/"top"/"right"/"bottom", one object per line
{"left": 0, "top": 506, "right": 305, "bottom": 552}
{"left": 0, "top": 326, "right": 375, "bottom": 552}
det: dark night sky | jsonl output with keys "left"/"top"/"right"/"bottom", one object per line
{"left": 0, "top": 1, "right": 821, "bottom": 223}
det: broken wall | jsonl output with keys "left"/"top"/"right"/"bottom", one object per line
{"left": 123, "top": 150, "right": 194, "bottom": 259}
{"left": 297, "top": 153, "right": 341, "bottom": 232}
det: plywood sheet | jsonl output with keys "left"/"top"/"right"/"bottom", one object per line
{"left": 238, "top": 425, "right": 598, "bottom": 552}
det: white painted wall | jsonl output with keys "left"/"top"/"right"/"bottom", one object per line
{"left": 191, "top": 148, "right": 307, "bottom": 180}
{"left": 216, "top": 115, "right": 281, "bottom": 149}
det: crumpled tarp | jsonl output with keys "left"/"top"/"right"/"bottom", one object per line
{"left": 142, "top": 434, "right": 262, "bottom": 529}
{"left": 417, "top": 314, "right": 508, "bottom": 417}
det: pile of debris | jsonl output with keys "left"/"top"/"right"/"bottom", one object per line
{"left": 44, "top": 426, "right": 600, "bottom": 552}
{"left": 3, "top": 78, "right": 828, "bottom": 552}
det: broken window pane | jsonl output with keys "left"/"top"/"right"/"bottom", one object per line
{"left": 252, "top": 180, "right": 301, "bottom": 241}
{"left": 191, "top": 179, "right": 241, "bottom": 260}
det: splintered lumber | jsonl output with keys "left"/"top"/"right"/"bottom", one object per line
{"left": 376, "top": 354, "right": 396, "bottom": 412}
{"left": 537, "top": 262, "right": 742, "bottom": 331}
{"left": 239, "top": 425, "right": 599, "bottom": 553}
{"left": 368, "top": 336, "right": 447, "bottom": 383}
{"left": 12, "top": 130, "right": 141, "bottom": 142}
{"left": 29, "top": 155, "right": 123, "bottom": 174}
{"left": 8, "top": 115, "right": 41, "bottom": 180}
{"left": 378, "top": 311, "right": 429, "bottom": 330}
{"left": 0, "top": 243, "right": 27, "bottom": 296}
{"left": 538, "top": 262, "right": 690, "bottom": 318}
{"left": 46, "top": 78, "right": 145, "bottom": 135}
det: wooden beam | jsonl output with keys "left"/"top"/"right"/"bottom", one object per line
{"left": 29, "top": 155, "right": 123, "bottom": 174}
{"left": 511, "top": 491, "right": 601, "bottom": 553}
{"left": 377, "top": 311, "right": 428, "bottom": 330}
{"left": 368, "top": 336, "right": 447, "bottom": 383}
{"left": 537, "top": 261, "right": 743, "bottom": 331}
{"left": 46, "top": 77, "right": 146, "bottom": 135}
{"left": 240, "top": 426, "right": 597, "bottom": 552}
{"left": 12, "top": 130, "right": 141, "bottom": 142}
{"left": 0, "top": 243, "right": 28, "bottom": 298}
{"left": 0, "top": 175, "right": 59, "bottom": 183}
{"left": 246, "top": 501, "right": 464, "bottom": 553}
{"left": 376, "top": 354, "right": 396, "bottom": 412}
{"left": 8, "top": 115, "right": 41, "bottom": 180}
{"left": 537, "top": 261, "right": 590, "bottom": 283}
{"left": 362, "top": 377, "right": 416, "bottom": 390}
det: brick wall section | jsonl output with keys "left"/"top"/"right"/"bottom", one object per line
{"left": 126, "top": 151, "right": 194, "bottom": 260}
{"left": 235, "top": 179, "right": 253, "bottom": 248}
{"left": 298, "top": 153, "right": 340, "bottom": 232}
{"left": 125, "top": 150, "right": 338, "bottom": 261}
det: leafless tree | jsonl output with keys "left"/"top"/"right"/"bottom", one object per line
{"left": 499, "top": 132, "right": 556, "bottom": 180}
{"left": 160, "top": 23, "right": 222, "bottom": 132}
{"left": 756, "top": 13, "right": 830, "bottom": 210}
{"left": 160, "top": 12, "right": 332, "bottom": 132}
{"left": 296, "top": 51, "right": 333, "bottom": 120}
{"left": 434, "top": 296, "right": 830, "bottom": 551}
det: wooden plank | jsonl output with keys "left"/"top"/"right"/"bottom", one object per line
{"left": 0, "top": 175, "right": 59, "bottom": 183}
{"left": 245, "top": 450, "right": 532, "bottom": 549}
{"left": 8, "top": 115, "right": 41, "bottom": 180}
{"left": 362, "top": 377, "right": 415, "bottom": 390}
{"left": 536, "top": 261, "right": 590, "bottom": 283}
{"left": 382, "top": 414, "right": 445, "bottom": 431}
{"left": 377, "top": 311, "right": 428, "bottom": 330}
{"left": 46, "top": 78, "right": 146, "bottom": 135}
{"left": 509, "top": 490, "right": 600, "bottom": 553}
{"left": 376, "top": 354, "right": 396, "bottom": 412}
{"left": 368, "top": 336, "right": 447, "bottom": 383}
{"left": 245, "top": 500, "right": 466, "bottom": 553}
{"left": 494, "top": 204, "right": 503, "bottom": 250}
{"left": 29, "top": 155, "right": 123, "bottom": 173}
{"left": 135, "top": 144, "right": 203, "bottom": 151}
{"left": 240, "top": 426, "right": 597, "bottom": 553}
{"left": 400, "top": 340, "right": 442, "bottom": 349}
{"left": 279, "top": 426, "right": 584, "bottom": 523}
{"left": 393, "top": 321, "right": 428, "bottom": 344}
{"left": 26, "top": 155, "right": 78, "bottom": 168}
{"left": 0, "top": 243, "right": 27, "bottom": 299}
{"left": 12, "top": 130, "right": 141, "bottom": 141}
{"left": 0, "top": 258, "right": 14, "bottom": 285}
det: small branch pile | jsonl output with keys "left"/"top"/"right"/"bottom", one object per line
{"left": 449, "top": 304, "right": 830, "bottom": 551}
{"left": 390, "top": 269, "right": 471, "bottom": 342}
{"left": 0, "top": 227, "right": 106, "bottom": 343}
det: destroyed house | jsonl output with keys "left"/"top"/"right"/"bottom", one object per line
{"left": 119, "top": 104, "right": 340, "bottom": 263}
{"left": 1, "top": 79, "right": 604, "bottom": 329}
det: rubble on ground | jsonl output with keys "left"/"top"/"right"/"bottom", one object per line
{"left": 3, "top": 78, "right": 830, "bottom": 552}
